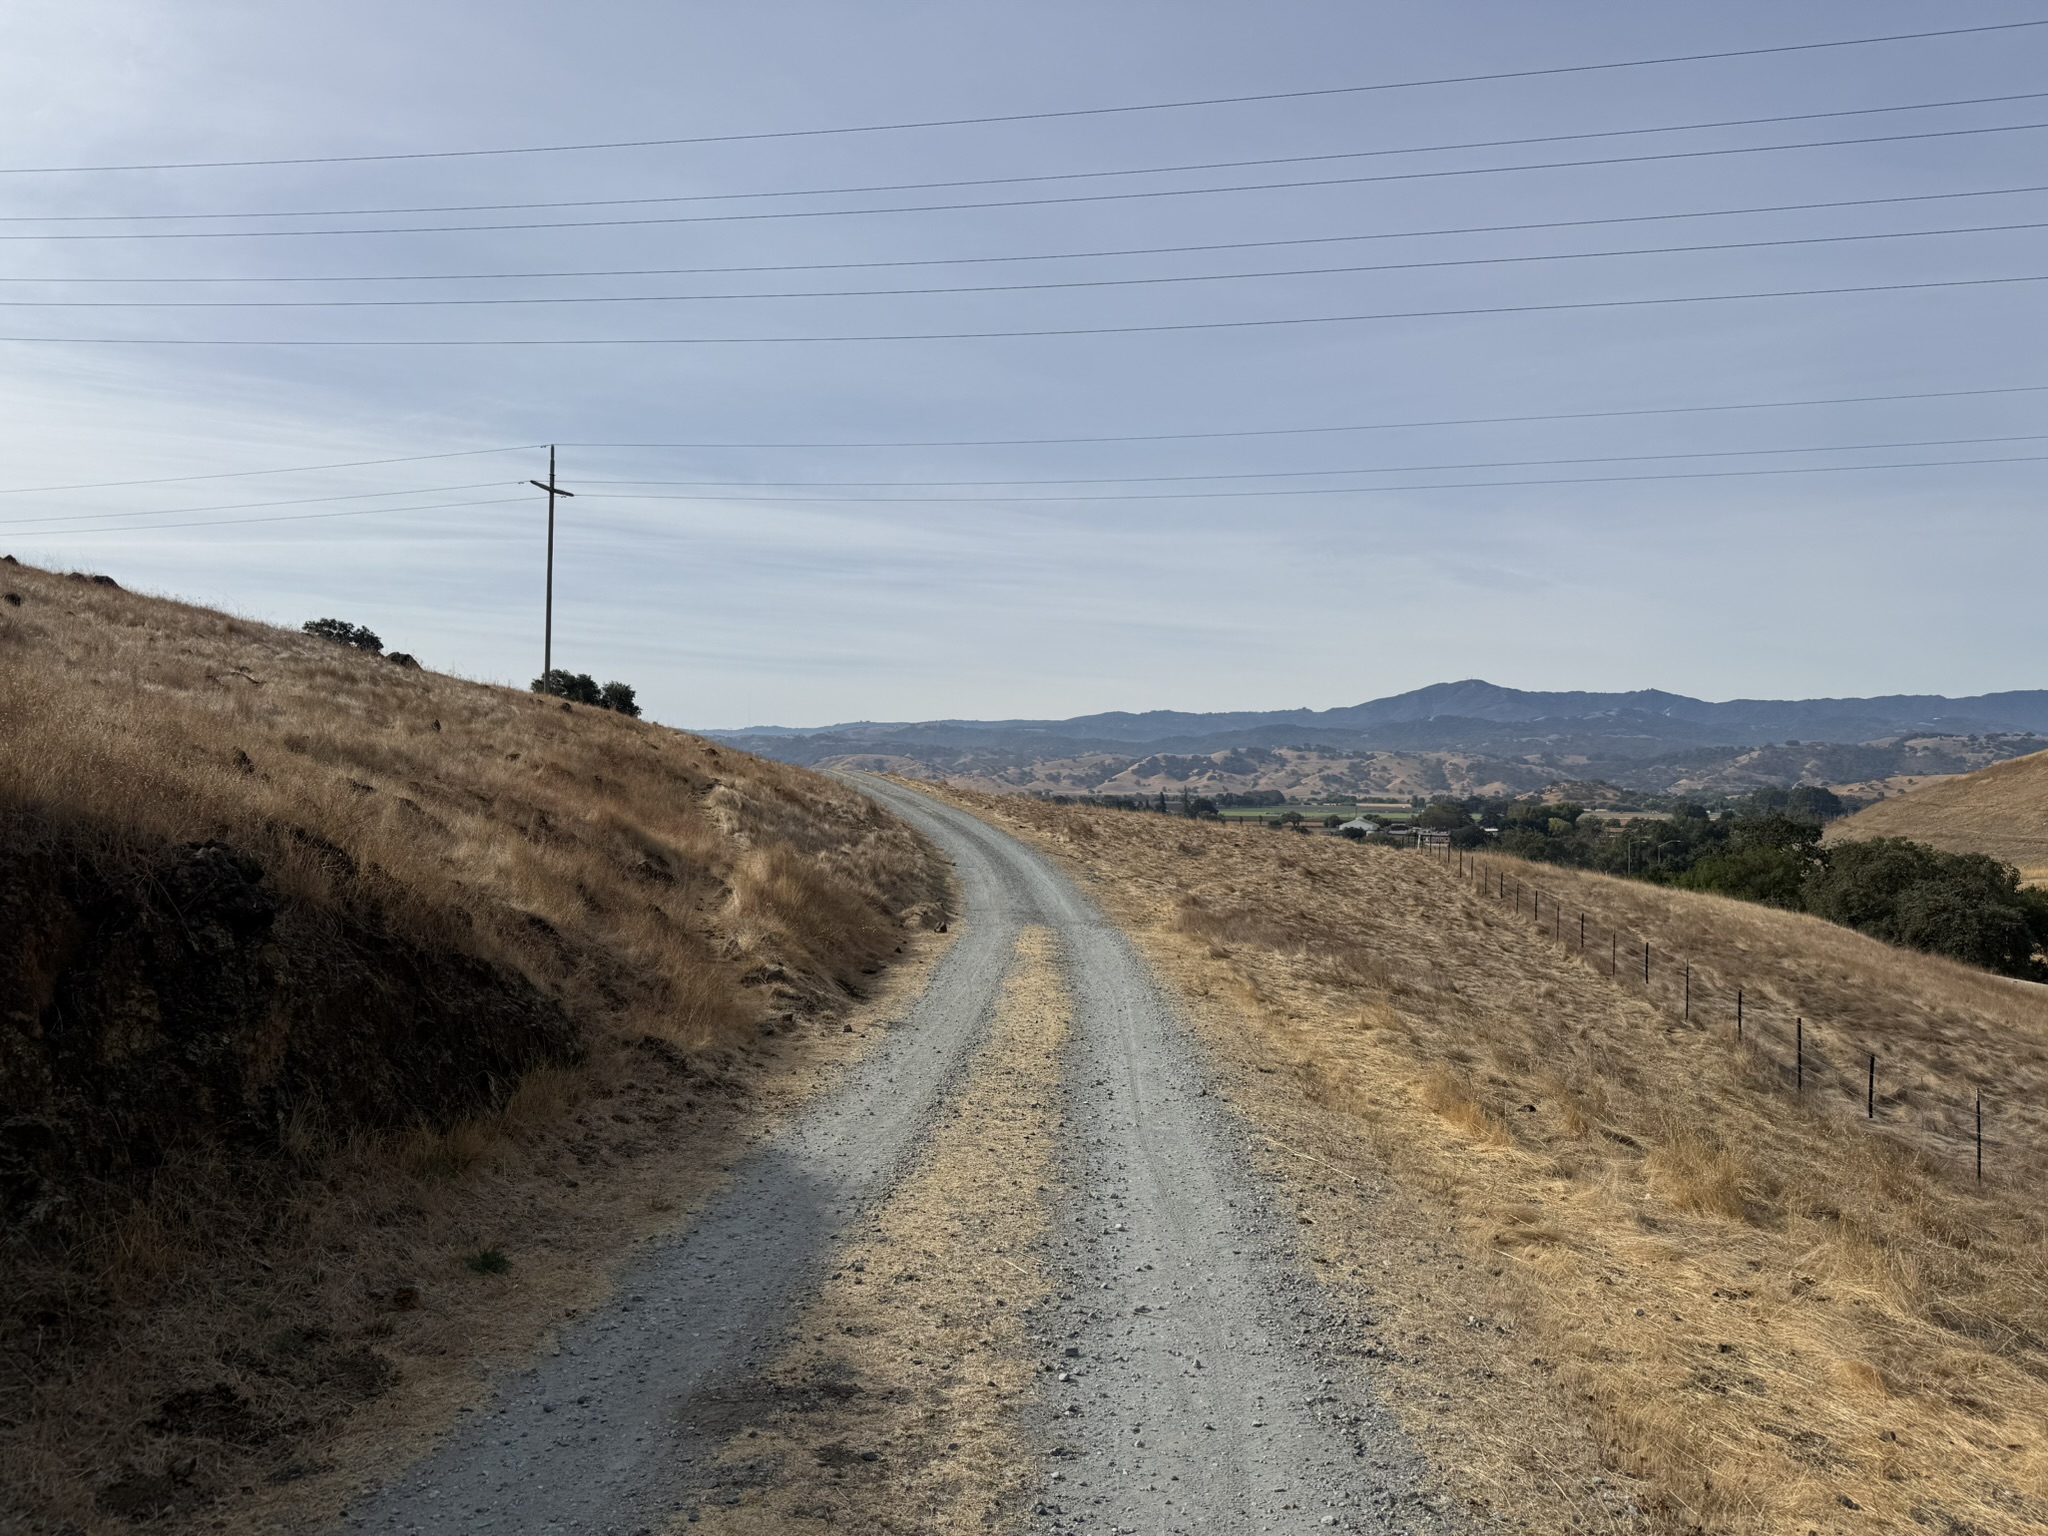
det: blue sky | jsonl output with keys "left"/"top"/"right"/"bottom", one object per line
{"left": 1, "top": 2, "right": 2043, "bottom": 727}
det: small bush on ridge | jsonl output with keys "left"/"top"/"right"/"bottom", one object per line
{"left": 303, "top": 617, "right": 383, "bottom": 654}
{"left": 531, "top": 669, "right": 641, "bottom": 718}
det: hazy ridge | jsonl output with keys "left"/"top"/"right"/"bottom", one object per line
{"left": 711, "top": 679, "right": 2048, "bottom": 800}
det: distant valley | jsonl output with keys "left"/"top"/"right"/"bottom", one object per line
{"left": 709, "top": 679, "right": 2048, "bottom": 802}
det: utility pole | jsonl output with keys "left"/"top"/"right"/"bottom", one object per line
{"left": 530, "top": 445, "right": 575, "bottom": 679}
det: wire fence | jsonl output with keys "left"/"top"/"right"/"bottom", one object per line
{"left": 1414, "top": 840, "right": 2008, "bottom": 1188}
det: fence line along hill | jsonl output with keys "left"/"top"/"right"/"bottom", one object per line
{"left": 928, "top": 783, "right": 2048, "bottom": 1535}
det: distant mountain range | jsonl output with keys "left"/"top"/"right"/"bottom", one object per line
{"left": 707, "top": 681, "right": 2048, "bottom": 801}
{"left": 715, "top": 680, "right": 2048, "bottom": 755}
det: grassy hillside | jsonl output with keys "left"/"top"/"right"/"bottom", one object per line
{"left": 0, "top": 557, "right": 947, "bottom": 1532}
{"left": 1831, "top": 747, "right": 2048, "bottom": 884}
{"left": 932, "top": 786, "right": 2048, "bottom": 1534}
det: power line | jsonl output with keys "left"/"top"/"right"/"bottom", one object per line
{"left": 13, "top": 119, "right": 2048, "bottom": 242}
{"left": 0, "top": 480, "right": 515, "bottom": 530}
{"left": 570, "top": 433, "right": 2048, "bottom": 490}
{"left": 572, "top": 451, "right": 2048, "bottom": 504}
{"left": 6, "top": 272, "right": 2041, "bottom": 344}
{"left": 565, "top": 384, "right": 2048, "bottom": 449}
{"left": 0, "top": 444, "right": 539, "bottom": 496}
{"left": 15, "top": 90, "right": 2045, "bottom": 225}
{"left": 14, "top": 183, "right": 2045, "bottom": 285}
{"left": 7, "top": 455, "right": 2041, "bottom": 538}
{"left": 3, "top": 383, "right": 2040, "bottom": 500}
{"left": 6, "top": 19, "right": 2041, "bottom": 174}
{"left": 12, "top": 221, "right": 2045, "bottom": 309}
{"left": 0, "top": 495, "right": 530, "bottom": 538}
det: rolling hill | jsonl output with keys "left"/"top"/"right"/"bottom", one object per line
{"left": 712, "top": 680, "right": 2048, "bottom": 801}
{"left": 1830, "top": 746, "right": 2048, "bottom": 883}
{"left": 0, "top": 556, "right": 947, "bottom": 1531}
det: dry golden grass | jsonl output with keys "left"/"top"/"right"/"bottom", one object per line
{"left": 1831, "top": 747, "right": 2048, "bottom": 884}
{"left": 931, "top": 788, "right": 2048, "bottom": 1535}
{"left": 0, "top": 558, "right": 949, "bottom": 1533}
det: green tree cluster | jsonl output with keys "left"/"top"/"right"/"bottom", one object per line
{"left": 530, "top": 669, "right": 641, "bottom": 717}
{"left": 1429, "top": 785, "right": 2045, "bottom": 979}
{"left": 1804, "top": 839, "right": 2048, "bottom": 975}
{"left": 302, "top": 617, "right": 383, "bottom": 653}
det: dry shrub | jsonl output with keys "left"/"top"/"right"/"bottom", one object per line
{"left": 1645, "top": 1128, "right": 1749, "bottom": 1220}
{"left": 392, "top": 1119, "right": 499, "bottom": 1183}
{"left": 498, "top": 1065, "right": 584, "bottom": 1133}
{"left": 1351, "top": 996, "right": 1400, "bottom": 1033}
{"left": 733, "top": 842, "right": 897, "bottom": 987}
{"left": 1830, "top": 1357, "right": 1891, "bottom": 1397}
{"left": 641, "top": 950, "right": 746, "bottom": 1049}
{"left": 1417, "top": 1065, "right": 1511, "bottom": 1147}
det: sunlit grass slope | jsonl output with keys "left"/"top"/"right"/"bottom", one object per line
{"left": 937, "top": 787, "right": 2048, "bottom": 1535}
{"left": 0, "top": 557, "right": 946, "bottom": 1532}
{"left": 1833, "top": 747, "right": 2048, "bottom": 884}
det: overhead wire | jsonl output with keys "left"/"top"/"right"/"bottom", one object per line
{"left": 5, "top": 273, "right": 2043, "bottom": 344}
{"left": 0, "top": 496, "right": 531, "bottom": 537}
{"left": 0, "top": 444, "right": 541, "bottom": 495}
{"left": 7, "top": 454, "right": 2041, "bottom": 539}
{"left": 12, "top": 183, "right": 2045, "bottom": 285}
{"left": 570, "top": 433, "right": 2048, "bottom": 489}
{"left": 2, "top": 27, "right": 2040, "bottom": 534}
{"left": 3, "top": 383, "right": 2041, "bottom": 498}
{"left": 12, "top": 434, "right": 2043, "bottom": 537}
{"left": 11, "top": 119, "right": 2048, "bottom": 241}
{"left": 571, "top": 452, "right": 2048, "bottom": 504}
{"left": 11, "top": 89, "right": 2046, "bottom": 224}
{"left": 0, "top": 480, "right": 518, "bottom": 529}
{"left": 562, "top": 383, "right": 2048, "bottom": 449}
{"left": 4, "top": 18, "right": 2041, "bottom": 174}
{"left": 8, "top": 221, "right": 2046, "bottom": 309}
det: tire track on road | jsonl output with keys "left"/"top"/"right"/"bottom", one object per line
{"left": 334, "top": 786, "right": 1039, "bottom": 1534}
{"left": 340, "top": 778, "right": 1444, "bottom": 1534}
{"left": 675, "top": 925, "right": 1069, "bottom": 1531}
{"left": 857, "top": 778, "right": 1447, "bottom": 1536}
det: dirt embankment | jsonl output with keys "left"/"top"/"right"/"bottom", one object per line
{"left": 930, "top": 786, "right": 2048, "bottom": 1535}
{"left": 1, "top": 832, "right": 574, "bottom": 1234}
{"left": 0, "top": 559, "right": 949, "bottom": 1533}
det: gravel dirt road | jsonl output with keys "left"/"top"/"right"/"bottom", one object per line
{"left": 340, "top": 779, "right": 1442, "bottom": 1534}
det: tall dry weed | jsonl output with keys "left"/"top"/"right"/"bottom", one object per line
{"left": 1417, "top": 1065, "right": 1512, "bottom": 1147}
{"left": 1644, "top": 1127, "right": 1749, "bottom": 1220}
